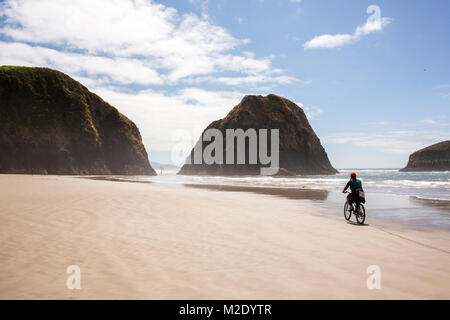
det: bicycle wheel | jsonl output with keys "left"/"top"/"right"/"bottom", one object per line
{"left": 355, "top": 204, "right": 366, "bottom": 225}
{"left": 344, "top": 202, "right": 351, "bottom": 220}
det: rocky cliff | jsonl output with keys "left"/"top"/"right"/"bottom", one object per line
{"left": 0, "top": 66, "right": 156, "bottom": 175}
{"left": 400, "top": 141, "right": 450, "bottom": 172}
{"left": 178, "top": 94, "right": 337, "bottom": 176}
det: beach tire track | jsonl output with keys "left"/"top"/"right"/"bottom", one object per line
{"left": 371, "top": 225, "right": 450, "bottom": 254}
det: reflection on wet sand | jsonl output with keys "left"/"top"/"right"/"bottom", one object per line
{"left": 82, "top": 176, "right": 153, "bottom": 184}
{"left": 410, "top": 196, "right": 450, "bottom": 212}
{"left": 184, "top": 184, "right": 329, "bottom": 201}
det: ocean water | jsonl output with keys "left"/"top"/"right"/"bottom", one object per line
{"left": 118, "top": 169, "right": 450, "bottom": 230}
{"left": 148, "top": 169, "right": 450, "bottom": 201}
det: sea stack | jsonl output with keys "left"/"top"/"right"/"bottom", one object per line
{"left": 400, "top": 141, "right": 450, "bottom": 172}
{"left": 179, "top": 94, "right": 338, "bottom": 176}
{"left": 0, "top": 66, "right": 156, "bottom": 175}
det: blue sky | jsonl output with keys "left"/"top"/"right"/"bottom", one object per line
{"left": 0, "top": 0, "right": 449, "bottom": 168}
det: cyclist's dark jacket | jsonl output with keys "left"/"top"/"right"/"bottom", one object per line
{"left": 344, "top": 178, "right": 363, "bottom": 192}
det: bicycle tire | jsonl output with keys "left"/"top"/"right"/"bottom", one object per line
{"left": 344, "top": 202, "right": 351, "bottom": 221}
{"left": 356, "top": 204, "right": 366, "bottom": 225}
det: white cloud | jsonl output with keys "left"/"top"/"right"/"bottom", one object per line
{"left": 323, "top": 130, "right": 450, "bottom": 155}
{"left": 434, "top": 84, "right": 450, "bottom": 90}
{"left": 420, "top": 115, "right": 449, "bottom": 126}
{"left": 0, "top": 41, "right": 164, "bottom": 85}
{"left": 304, "top": 34, "right": 354, "bottom": 50}
{"left": 0, "top": 0, "right": 299, "bottom": 163}
{"left": 367, "top": 121, "right": 392, "bottom": 126}
{"left": 434, "top": 84, "right": 450, "bottom": 100}
{"left": 303, "top": 6, "right": 393, "bottom": 50}
{"left": 0, "top": 0, "right": 287, "bottom": 85}
{"left": 189, "top": 0, "right": 209, "bottom": 16}
{"left": 183, "top": 74, "right": 296, "bottom": 86}
{"left": 93, "top": 86, "right": 245, "bottom": 153}
{"left": 297, "top": 103, "right": 323, "bottom": 120}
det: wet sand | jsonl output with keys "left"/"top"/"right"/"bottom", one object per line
{"left": 184, "top": 183, "right": 329, "bottom": 201}
{"left": 0, "top": 174, "right": 449, "bottom": 299}
{"left": 410, "top": 196, "right": 450, "bottom": 210}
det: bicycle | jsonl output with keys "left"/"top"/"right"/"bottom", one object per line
{"left": 343, "top": 191, "right": 366, "bottom": 225}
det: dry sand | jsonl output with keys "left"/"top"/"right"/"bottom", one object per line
{"left": 0, "top": 174, "right": 449, "bottom": 299}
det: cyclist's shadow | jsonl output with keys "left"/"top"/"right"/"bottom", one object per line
{"left": 347, "top": 221, "right": 370, "bottom": 226}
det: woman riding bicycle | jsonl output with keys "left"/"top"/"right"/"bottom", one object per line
{"left": 342, "top": 172, "right": 364, "bottom": 212}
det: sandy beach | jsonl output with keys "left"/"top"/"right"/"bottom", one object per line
{"left": 0, "top": 174, "right": 449, "bottom": 299}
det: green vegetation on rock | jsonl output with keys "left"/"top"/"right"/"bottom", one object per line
{"left": 0, "top": 66, "right": 156, "bottom": 175}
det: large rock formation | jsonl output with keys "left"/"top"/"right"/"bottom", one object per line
{"left": 0, "top": 66, "right": 156, "bottom": 175}
{"left": 400, "top": 141, "right": 450, "bottom": 172}
{"left": 179, "top": 94, "right": 338, "bottom": 176}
